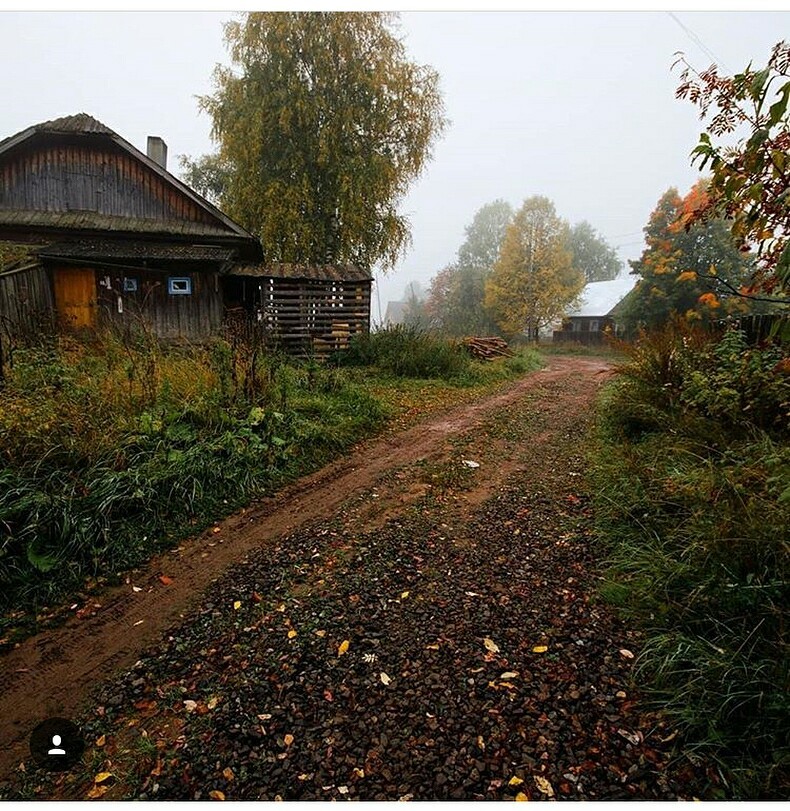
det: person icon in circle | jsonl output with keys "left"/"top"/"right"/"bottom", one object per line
{"left": 47, "top": 734, "right": 66, "bottom": 755}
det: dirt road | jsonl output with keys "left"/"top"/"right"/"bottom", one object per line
{"left": 1, "top": 356, "right": 702, "bottom": 799}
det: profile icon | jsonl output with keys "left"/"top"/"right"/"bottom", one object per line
{"left": 29, "top": 718, "right": 85, "bottom": 772}
{"left": 48, "top": 734, "right": 66, "bottom": 755}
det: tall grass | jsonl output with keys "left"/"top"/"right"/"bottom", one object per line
{"left": 0, "top": 332, "right": 387, "bottom": 624}
{"left": 592, "top": 321, "right": 790, "bottom": 797}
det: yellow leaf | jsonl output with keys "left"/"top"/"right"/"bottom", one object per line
{"left": 483, "top": 637, "right": 500, "bottom": 653}
{"left": 233, "top": 601, "right": 241, "bottom": 610}
{"left": 95, "top": 735, "right": 106, "bottom": 747}
{"left": 619, "top": 648, "right": 634, "bottom": 659}
{"left": 508, "top": 776, "right": 524, "bottom": 787}
{"left": 207, "top": 696, "right": 219, "bottom": 710}
{"left": 209, "top": 790, "right": 226, "bottom": 800}
{"left": 400, "top": 591, "right": 410, "bottom": 599}
{"left": 94, "top": 772, "right": 113, "bottom": 784}
{"left": 515, "top": 792, "right": 529, "bottom": 801}
{"left": 379, "top": 671, "right": 392, "bottom": 685}
{"left": 532, "top": 645, "right": 548, "bottom": 654}
{"left": 338, "top": 639, "right": 350, "bottom": 656}
{"left": 287, "top": 629, "right": 297, "bottom": 639}
{"left": 533, "top": 776, "right": 554, "bottom": 797}
{"left": 283, "top": 733, "right": 294, "bottom": 746}
{"left": 315, "top": 629, "right": 326, "bottom": 637}
{"left": 223, "top": 767, "right": 235, "bottom": 781}
{"left": 86, "top": 785, "right": 109, "bottom": 799}
{"left": 354, "top": 767, "right": 365, "bottom": 778}
{"left": 501, "top": 671, "right": 519, "bottom": 680}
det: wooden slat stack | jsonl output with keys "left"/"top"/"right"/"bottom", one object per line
{"left": 460, "top": 336, "right": 512, "bottom": 361}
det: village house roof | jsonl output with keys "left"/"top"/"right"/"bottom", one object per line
{"left": 0, "top": 113, "right": 260, "bottom": 252}
{"left": 231, "top": 263, "right": 372, "bottom": 282}
{"left": 567, "top": 272, "right": 637, "bottom": 318}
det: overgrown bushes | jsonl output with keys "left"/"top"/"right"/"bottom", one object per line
{"left": 592, "top": 321, "right": 790, "bottom": 797}
{"left": 0, "top": 332, "right": 387, "bottom": 622}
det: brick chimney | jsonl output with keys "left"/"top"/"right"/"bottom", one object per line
{"left": 146, "top": 136, "right": 167, "bottom": 170}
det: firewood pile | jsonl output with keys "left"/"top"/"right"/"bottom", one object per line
{"left": 460, "top": 336, "right": 512, "bottom": 361}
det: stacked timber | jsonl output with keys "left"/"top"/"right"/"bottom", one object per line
{"left": 461, "top": 336, "right": 512, "bottom": 361}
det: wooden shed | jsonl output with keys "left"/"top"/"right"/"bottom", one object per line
{"left": 226, "top": 263, "right": 372, "bottom": 357}
{"left": 0, "top": 113, "right": 261, "bottom": 342}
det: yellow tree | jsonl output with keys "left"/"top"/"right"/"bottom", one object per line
{"left": 484, "top": 196, "right": 584, "bottom": 340}
{"left": 185, "top": 12, "right": 447, "bottom": 270}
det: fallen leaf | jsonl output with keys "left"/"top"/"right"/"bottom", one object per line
{"left": 209, "top": 790, "right": 225, "bottom": 800}
{"left": 515, "top": 792, "right": 529, "bottom": 801}
{"left": 500, "top": 671, "right": 519, "bottom": 680}
{"left": 94, "top": 771, "right": 113, "bottom": 784}
{"left": 315, "top": 629, "right": 326, "bottom": 637}
{"left": 223, "top": 767, "right": 235, "bottom": 781}
{"left": 86, "top": 785, "right": 109, "bottom": 799}
{"left": 509, "top": 776, "right": 524, "bottom": 787}
{"left": 95, "top": 735, "right": 106, "bottom": 747}
{"left": 483, "top": 637, "right": 500, "bottom": 653}
{"left": 619, "top": 648, "right": 635, "bottom": 659}
{"left": 159, "top": 575, "right": 173, "bottom": 586}
{"left": 212, "top": 527, "right": 221, "bottom": 534}
{"left": 354, "top": 768, "right": 365, "bottom": 778}
{"left": 183, "top": 700, "right": 197, "bottom": 713}
{"left": 132, "top": 586, "right": 142, "bottom": 593}
{"left": 338, "top": 786, "right": 349, "bottom": 795}
{"left": 251, "top": 591, "right": 262, "bottom": 603}
{"left": 534, "top": 775, "right": 554, "bottom": 797}
{"left": 532, "top": 645, "right": 548, "bottom": 654}
{"left": 233, "top": 601, "right": 242, "bottom": 610}
{"left": 287, "top": 629, "right": 297, "bottom": 639}
{"left": 617, "top": 728, "right": 643, "bottom": 746}
{"left": 297, "top": 774, "right": 310, "bottom": 781}
{"left": 379, "top": 671, "right": 392, "bottom": 686}
{"left": 400, "top": 591, "right": 410, "bottom": 599}
{"left": 207, "top": 696, "right": 220, "bottom": 710}
{"left": 338, "top": 639, "right": 350, "bottom": 656}
{"left": 133, "top": 620, "right": 144, "bottom": 627}
{"left": 283, "top": 733, "right": 294, "bottom": 746}
{"left": 462, "top": 460, "right": 480, "bottom": 468}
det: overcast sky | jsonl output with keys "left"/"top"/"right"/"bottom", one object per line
{"left": 1, "top": 8, "right": 787, "bottom": 320}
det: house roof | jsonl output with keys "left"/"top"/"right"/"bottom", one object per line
{"left": 231, "top": 263, "right": 372, "bottom": 282}
{"left": 0, "top": 113, "right": 259, "bottom": 248}
{"left": 36, "top": 239, "right": 235, "bottom": 264}
{"left": 567, "top": 273, "right": 637, "bottom": 318}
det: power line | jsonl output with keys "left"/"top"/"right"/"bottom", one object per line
{"left": 667, "top": 11, "right": 730, "bottom": 73}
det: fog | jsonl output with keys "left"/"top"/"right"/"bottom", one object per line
{"left": 1, "top": 8, "right": 786, "bottom": 319}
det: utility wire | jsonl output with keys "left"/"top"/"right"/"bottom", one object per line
{"left": 667, "top": 11, "right": 731, "bottom": 73}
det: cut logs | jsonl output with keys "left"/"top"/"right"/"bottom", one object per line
{"left": 460, "top": 336, "right": 512, "bottom": 361}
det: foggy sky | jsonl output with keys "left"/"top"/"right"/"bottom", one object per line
{"left": 1, "top": 9, "right": 786, "bottom": 321}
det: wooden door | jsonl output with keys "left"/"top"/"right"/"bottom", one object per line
{"left": 53, "top": 268, "right": 96, "bottom": 328}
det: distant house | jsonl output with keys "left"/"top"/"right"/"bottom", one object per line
{"left": 0, "top": 113, "right": 371, "bottom": 354}
{"left": 553, "top": 273, "right": 636, "bottom": 344}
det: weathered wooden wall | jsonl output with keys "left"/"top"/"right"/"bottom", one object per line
{"left": 94, "top": 267, "right": 223, "bottom": 342}
{"left": 235, "top": 276, "right": 371, "bottom": 355}
{"left": 0, "top": 138, "right": 215, "bottom": 225}
{"left": 0, "top": 264, "right": 54, "bottom": 338}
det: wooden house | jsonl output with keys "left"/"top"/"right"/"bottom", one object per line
{"left": 553, "top": 275, "right": 636, "bottom": 345}
{"left": 0, "top": 113, "right": 373, "bottom": 354}
{"left": 0, "top": 113, "right": 262, "bottom": 342}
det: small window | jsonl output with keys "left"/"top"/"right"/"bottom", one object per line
{"left": 123, "top": 277, "right": 138, "bottom": 292}
{"left": 590, "top": 319, "right": 599, "bottom": 332}
{"left": 168, "top": 277, "right": 192, "bottom": 295}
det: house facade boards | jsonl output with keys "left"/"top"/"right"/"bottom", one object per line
{"left": 553, "top": 274, "right": 636, "bottom": 345}
{"left": 0, "top": 114, "right": 371, "bottom": 353}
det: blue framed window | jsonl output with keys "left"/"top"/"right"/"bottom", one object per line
{"left": 168, "top": 277, "right": 192, "bottom": 295}
{"left": 123, "top": 277, "right": 138, "bottom": 292}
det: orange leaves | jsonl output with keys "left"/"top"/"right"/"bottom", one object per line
{"left": 697, "top": 292, "right": 721, "bottom": 308}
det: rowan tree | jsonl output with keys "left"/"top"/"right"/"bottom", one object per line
{"left": 184, "top": 12, "right": 446, "bottom": 269}
{"left": 675, "top": 41, "right": 790, "bottom": 296}
{"left": 484, "top": 196, "right": 584, "bottom": 341}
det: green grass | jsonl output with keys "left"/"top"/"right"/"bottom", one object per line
{"left": 0, "top": 330, "right": 540, "bottom": 644}
{"left": 590, "top": 325, "right": 790, "bottom": 798}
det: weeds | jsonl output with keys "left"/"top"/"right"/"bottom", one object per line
{"left": 592, "top": 323, "right": 790, "bottom": 797}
